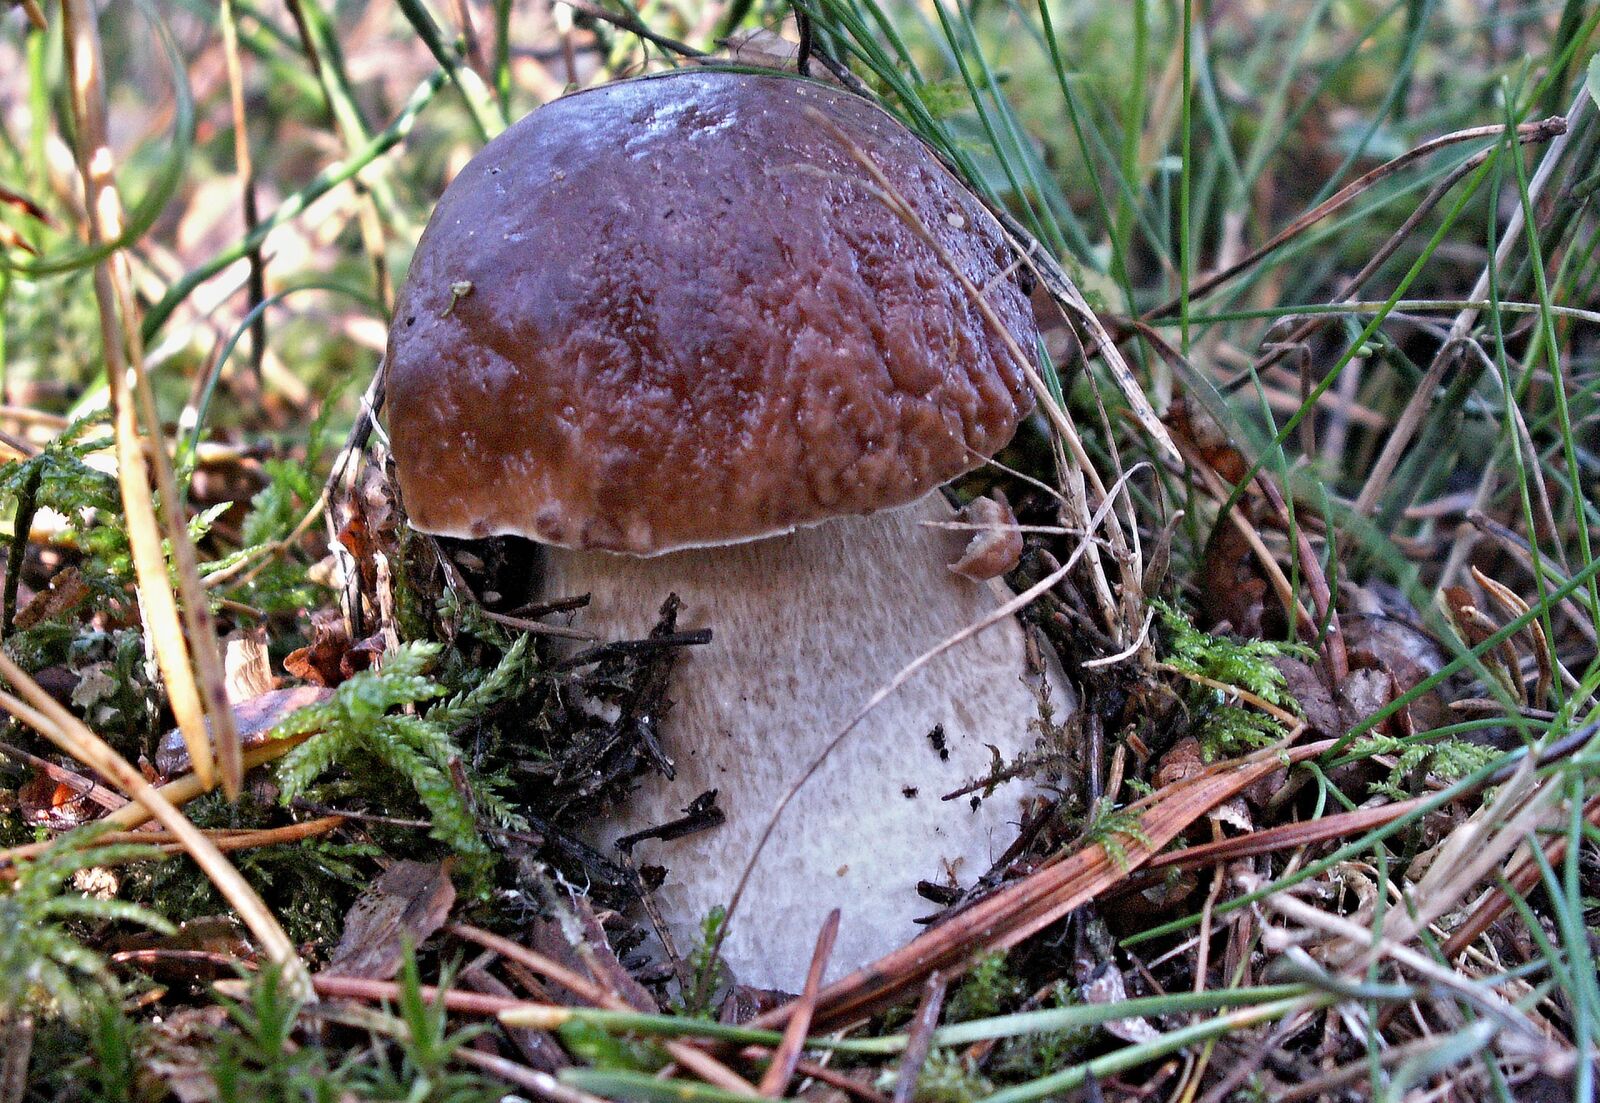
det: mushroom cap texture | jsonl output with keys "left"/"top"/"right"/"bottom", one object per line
{"left": 386, "top": 68, "right": 1039, "bottom": 555}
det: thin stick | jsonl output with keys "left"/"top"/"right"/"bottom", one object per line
{"left": 312, "top": 972, "right": 520, "bottom": 1013}
{"left": 0, "top": 737, "right": 127, "bottom": 813}
{"left": 1, "top": 463, "right": 41, "bottom": 639}
{"left": 556, "top": 0, "right": 706, "bottom": 58}
{"left": 0, "top": 815, "right": 344, "bottom": 869}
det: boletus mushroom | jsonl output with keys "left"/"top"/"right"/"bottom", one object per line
{"left": 385, "top": 69, "right": 1062, "bottom": 990}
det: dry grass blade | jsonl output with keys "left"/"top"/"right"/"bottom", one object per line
{"left": 454, "top": 1048, "right": 612, "bottom": 1103}
{"left": 61, "top": 0, "right": 241, "bottom": 797}
{"left": 1441, "top": 792, "right": 1600, "bottom": 961}
{"left": 1370, "top": 755, "right": 1565, "bottom": 955}
{"left": 1136, "top": 797, "right": 1429, "bottom": 877}
{"left": 1252, "top": 875, "right": 1550, "bottom": 1044}
{"left": 752, "top": 740, "right": 1335, "bottom": 1030}
{"left": 311, "top": 973, "right": 522, "bottom": 1014}
{"left": 0, "top": 651, "right": 307, "bottom": 994}
{"left": 1352, "top": 92, "right": 1586, "bottom": 517}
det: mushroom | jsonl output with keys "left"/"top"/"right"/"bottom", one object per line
{"left": 385, "top": 69, "right": 1064, "bottom": 990}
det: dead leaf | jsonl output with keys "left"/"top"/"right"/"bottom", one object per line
{"left": 14, "top": 566, "right": 89, "bottom": 631}
{"left": 18, "top": 772, "right": 95, "bottom": 829}
{"left": 144, "top": 1006, "right": 229, "bottom": 1103}
{"left": 1079, "top": 963, "right": 1158, "bottom": 1043}
{"left": 949, "top": 491, "right": 1023, "bottom": 581}
{"left": 324, "top": 859, "right": 456, "bottom": 980}
{"left": 283, "top": 608, "right": 354, "bottom": 687}
{"left": 710, "top": 29, "right": 845, "bottom": 84}
{"left": 1154, "top": 737, "right": 1205, "bottom": 788}
{"left": 1155, "top": 738, "right": 1251, "bottom": 830}
{"left": 224, "top": 627, "right": 274, "bottom": 700}
{"left": 528, "top": 895, "right": 657, "bottom": 1011}
{"left": 155, "top": 685, "right": 333, "bottom": 777}
{"left": 1199, "top": 508, "right": 1274, "bottom": 637}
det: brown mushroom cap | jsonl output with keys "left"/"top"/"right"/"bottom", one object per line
{"left": 386, "top": 69, "right": 1039, "bottom": 555}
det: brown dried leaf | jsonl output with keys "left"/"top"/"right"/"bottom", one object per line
{"left": 283, "top": 608, "right": 353, "bottom": 687}
{"left": 144, "top": 1006, "right": 229, "bottom": 1103}
{"left": 325, "top": 859, "right": 457, "bottom": 980}
{"left": 1167, "top": 397, "right": 1248, "bottom": 485}
{"left": 340, "top": 632, "right": 385, "bottom": 680}
{"left": 155, "top": 685, "right": 333, "bottom": 777}
{"left": 527, "top": 897, "right": 657, "bottom": 1011}
{"left": 1153, "top": 736, "right": 1205, "bottom": 788}
{"left": 14, "top": 566, "right": 90, "bottom": 631}
{"left": 1199, "top": 509, "right": 1272, "bottom": 637}
{"left": 1155, "top": 738, "right": 1251, "bottom": 829}
{"left": 18, "top": 772, "right": 94, "bottom": 829}
{"left": 710, "top": 29, "right": 845, "bottom": 84}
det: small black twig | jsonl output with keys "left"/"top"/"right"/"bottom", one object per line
{"left": 2, "top": 462, "right": 43, "bottom": 639}
{"left": 558, "top": 0, "right": 706, "bottom": 59}
{"left": 614, "top": 789, "right": 724, "bottom": 854}
{"left": 795, "top": 8, "right": 813, "bottom": 77}
{"left": 552, "top": 629, "right": 713, "bottom": 672}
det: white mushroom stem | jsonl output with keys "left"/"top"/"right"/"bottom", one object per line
{"left": 540, "top": 494, "right": 1064, "bottom": 992}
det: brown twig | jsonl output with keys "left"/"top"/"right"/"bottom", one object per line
{"left": 557, "top": 0, "right": 706, "bottom": 58}
{"left": 479, "top": 608, "right": 595, "bottom": 641}
{"left": 2, "top": 816, "right": 346, "bottom": 872}
{"left": 0, "top": 738, "right": 127, "bottom": 813}
{"left": 312, "top": 972, "right": 520, "bottom": 1014}
{"left": 891, "top": 972, "right": 947, "bottom": 1103}
{"left": 759, "top": 909, "right": 839, "bottom": 1097}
